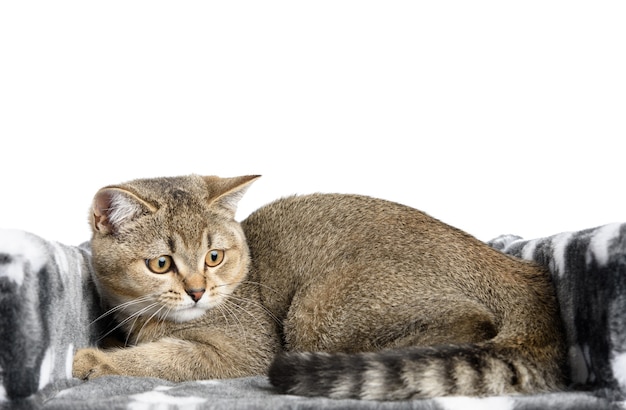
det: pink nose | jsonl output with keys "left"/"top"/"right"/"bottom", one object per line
{"left": 185, "top": 288, "right": 205, "bottom": 303}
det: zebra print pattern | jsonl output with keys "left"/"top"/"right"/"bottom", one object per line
{"left": 1, "top": 223, "right": 625, "bottom": 409}
{"left": 0, "top": 230, "right": 102, "bottom": 403}
{"left": 488, "top": 223, "right": 626, "bottom": 394}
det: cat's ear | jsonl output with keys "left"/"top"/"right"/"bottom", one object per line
{"left": 91, "top": 187, "right": 157, "bottom": 234}
{"left": 203, "top": 175, "right": 260, "bottom": 216}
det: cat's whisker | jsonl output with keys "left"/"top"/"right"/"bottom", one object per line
{"left": 123, "top": 323, "right": 135, "bottom": 347}
{"left": 219, "top": 295, "right": 274, "bottom": 335}
{"left": 219, "top": 292, "right": 281, "bottom": 326}
{"left": 124, "top": 308, "right": 149, "bottom": 347}
{"left": 160, "top": 306, "right": 174, "bottom": 327}
{"left": 124, "top": 302, "right": 169, "bottom": 345}
{"left": 89, "top": 294, "right": 157, "bottom": 326}
{"left": 215, "top": 301, "right": 248, "bottom": 341}
{"left": 214, "top": 302, "right": 233, "bottom": 329}
{"left": 97, "top": 301, "right": 160, "bottom": 344}
{"left": 134, "top": 304, "right": 169, "bottom": 343}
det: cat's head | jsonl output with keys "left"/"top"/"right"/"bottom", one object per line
{"left": 89, "top": 174, "right": 259, "bottom": 323}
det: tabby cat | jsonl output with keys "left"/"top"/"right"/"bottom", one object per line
{"left": 72, "top": 175, "right": 566, "bottom": 400}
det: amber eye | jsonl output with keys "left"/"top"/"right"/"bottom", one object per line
{"left": 146, "top": 255, "right": 174, "bottom": 274}
{"left": 205, "top": 249, "right": 225, "bottom": 267}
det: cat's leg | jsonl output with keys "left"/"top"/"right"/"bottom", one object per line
{"left": 380, "top": 305, "right": 498, "bottom": 349}
{"left": 283, "top": 294, "right": 497, "bottom": 352}
{"left": 281, "top": 263, "right": 499, "bottom": 352}
{"left": 73, "top": 333, "right": 276, "bottom": 381}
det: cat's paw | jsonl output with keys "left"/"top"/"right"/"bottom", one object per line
{"left": 72, "top": 348, "right": 119, "bottom": 380}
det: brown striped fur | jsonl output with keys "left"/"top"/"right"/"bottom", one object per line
{"left": 73, "top": 175, "right": 566, "bottom": 400}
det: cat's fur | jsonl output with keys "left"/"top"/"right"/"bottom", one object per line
{"left": 72, "top": 175, "right": 566, "bottom": 400}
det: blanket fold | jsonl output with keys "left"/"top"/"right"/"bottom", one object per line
{"left": 0, "top": 230, "right": 102, "bottom": 403}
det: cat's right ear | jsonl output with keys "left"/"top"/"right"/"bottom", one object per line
{"left": 203, "top": 175, "right": 261, "bottom": 216}
{"left": 91, "top": 187, "right": 156, "bottom": 235}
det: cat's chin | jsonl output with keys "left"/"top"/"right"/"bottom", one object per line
{"left": 167, "top": 307, "right": 208, "bottom": 323}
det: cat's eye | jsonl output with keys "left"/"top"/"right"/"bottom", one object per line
{"left": 205, "top": 249, "right": 225, "bottom": 267}
{"left": 146, "top": 255, "right": 174, "bottom": 274}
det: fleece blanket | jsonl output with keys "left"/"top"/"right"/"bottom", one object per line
{"left": 1, "top": 224, "right": 625, "bottom": 409}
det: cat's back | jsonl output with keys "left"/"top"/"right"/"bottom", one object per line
{"left": 242, "top": 193, "right": 500, "bottom": 264}
{"left": 241, "top": 193, "right": 547, "bottom": 322}
{"left": 242, "top": 193, "right": 461, "bottom": 245}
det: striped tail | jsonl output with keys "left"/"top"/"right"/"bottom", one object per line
{"left": 268, "top": 343, "right": 564, "bottom": 400}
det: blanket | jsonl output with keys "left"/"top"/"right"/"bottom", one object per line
{"left": 1, "top": 224, "right": 625, "bottom": 409}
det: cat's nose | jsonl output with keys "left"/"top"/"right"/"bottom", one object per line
{"left": 185, "top": 288, "right": 205, "bottom": 303}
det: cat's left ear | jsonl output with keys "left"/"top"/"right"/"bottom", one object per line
{"left": 204, "top": 175, "right": 261, "bottom": 216}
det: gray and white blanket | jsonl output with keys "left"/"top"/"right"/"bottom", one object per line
{"left": 1, "top": 224, "right": 625, "bottom": 409}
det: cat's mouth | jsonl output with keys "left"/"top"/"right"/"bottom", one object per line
{"left": 168, "top": 303, "right": 210, "bottom": 323}
{"left": 166, "top": 293, "right": 226, "bottom": 323}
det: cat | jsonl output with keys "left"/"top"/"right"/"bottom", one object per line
{"left": 72, "top": 174, "right": 566, "bottom": 400}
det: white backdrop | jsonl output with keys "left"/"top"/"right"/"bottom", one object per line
{"left": 1, "top": 2, "right": 624, "bottom": 246}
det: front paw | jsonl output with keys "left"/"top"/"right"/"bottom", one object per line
{"left": 72, "top": 348, "right": 119, "bottom": 380}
